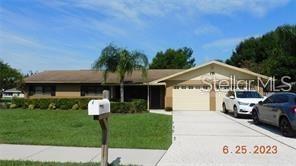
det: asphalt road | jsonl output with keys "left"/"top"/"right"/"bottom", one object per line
{"left": 158, "top": 111, "right": 296, "bottom": 166}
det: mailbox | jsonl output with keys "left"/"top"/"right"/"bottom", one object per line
{"left": 88, "top": 99, "right": 110, "bottom": 115}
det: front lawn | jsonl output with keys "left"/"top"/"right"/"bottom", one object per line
{"left": 0, "top": 109, "right": 172, "bottom": 149}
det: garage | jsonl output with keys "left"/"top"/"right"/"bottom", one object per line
{"left": 172, "top": 85, "right": 210, "bottom": 111}
{"left": 151, "top": 61, "right": 270, "bottom": 111}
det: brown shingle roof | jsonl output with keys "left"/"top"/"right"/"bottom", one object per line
{"left": 24, "top": 69, "right": 184, "bottom": 84}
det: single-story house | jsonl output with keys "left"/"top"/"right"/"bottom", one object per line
{"left": 2, "top": 88, "right": 24, "bottom": 99}
{"left": 24, "top": 61, "right": 270, "bottom": 111}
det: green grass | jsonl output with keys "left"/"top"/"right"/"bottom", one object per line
{"left": 0, "top": 160, "right": 99, "bottom": 166}
{"left": 0, "top": 109, "right": 172, "bottom": 149}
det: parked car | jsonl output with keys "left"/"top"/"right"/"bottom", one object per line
{"left": 222, "top": 90, "right": 264, "bottom": 118}
{"left": 252, "top": 92, "right": 296, "bottom": 137}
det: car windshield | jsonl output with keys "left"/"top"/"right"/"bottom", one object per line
{"left": 236, "top": 91, "right": 262, "bottom": 98}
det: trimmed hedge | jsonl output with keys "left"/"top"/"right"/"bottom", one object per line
{"left": 110, "top": 99, "right": 146, "bottom": 113}
{"left": 11, "top": 98, "right": 147, "bottom": 113}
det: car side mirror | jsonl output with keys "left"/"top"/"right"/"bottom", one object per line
{"left": 258, "top": 101, "right": 263, "bottom": 105}
{"left": 229, "top": 96, "right": 235, "bottom": 99}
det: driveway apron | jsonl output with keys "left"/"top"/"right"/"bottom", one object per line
{"left": 157, "top": 111, "right": 296, "bottom": 166}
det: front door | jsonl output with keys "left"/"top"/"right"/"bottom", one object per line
{"left": 150, "top": 86, "right": 165, "bottom": 109}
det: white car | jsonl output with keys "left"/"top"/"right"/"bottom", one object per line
{"left": 222, "top": 90, "right": 264, "bottom": 118}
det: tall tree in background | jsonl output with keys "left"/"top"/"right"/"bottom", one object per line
{"left": 226, "top": 25, "right": 296, "bottom": 82}
{"left": 0, "top": 60, "right": 23, "bottom": 96}
{"left": 150, "top": 47, "right": 196, "bottom": 69}
{"left": 92, "top": 44, "right": 148, "bottom": 102}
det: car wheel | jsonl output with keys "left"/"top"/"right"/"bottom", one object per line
{"left": 233, "top": 105, "right": 239, "bottom": 118}
{"left": 280, "top": 117, "right": 295, "bottom": 137}
{"left": 222, "top": 103, "right": 228, "bottom": 113}
{"left": 252, "top": 110, "right": 260, "bottom": 125}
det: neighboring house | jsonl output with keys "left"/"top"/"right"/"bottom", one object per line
{"left": 24, "top": 61, "right": 270, "bottom": 111}
{"left": 2, "top": 88, "right": 24, "bottom": 99}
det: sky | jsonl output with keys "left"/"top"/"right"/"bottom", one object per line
{"left": 0, "top": 0, "right": 295, "bottom": 74}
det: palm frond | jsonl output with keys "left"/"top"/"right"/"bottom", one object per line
{"left": 92, "top": 43, "right": 120, "bottom": 83}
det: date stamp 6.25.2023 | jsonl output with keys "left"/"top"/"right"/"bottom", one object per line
{"left": 222, "top": 145, "right": 278, "bottom": 155}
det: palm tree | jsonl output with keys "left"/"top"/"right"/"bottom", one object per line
{"left": 92, "top": 44, "right": 148, "bottom": 102}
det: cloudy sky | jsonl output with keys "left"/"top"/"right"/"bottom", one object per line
{"left": 0, "top": 0, "right": 295, "bottom": 73}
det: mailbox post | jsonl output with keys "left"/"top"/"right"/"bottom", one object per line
{"left": 88, "top": 91, "right": 110, "bottom": 166}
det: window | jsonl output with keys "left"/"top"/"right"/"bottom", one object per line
{"left": 203, "top": 86, "right": 209, "bottom": 90}
{"left": 195, "top": 86, "right": 200, "bottom": 89}
{"left": 236, "top": 91, "right": 262, "bottom": 98}
{"left": 174, "top": 86, "right": 179, "bottom": 89}
{"left": 222, "top": 86, "right": 229, "bottom": 90}
{"left": 181, "top": 86, "right": 186, "bottom": 89}
{"left": 274, "top": 94, "right": 289, "bottom": 103}
{"left": 43, "top": 86, "right": 52, "bottom": 96}
{"left": 227, "top": 91, "right": 235, "bottom": 97}
{"left": 188, "top": 86, "right": 194, "bottom": 89}
{"left": 30, "top": 86, "right": 55, "bottom": 96}
{"left": 263, "top": 96, "right": 274, "bottom": 104}
{"left": 81, "top": 86, "right": 104, "bottom": 96}
{"left": 35, "top": 86, "right": 42, "bottom": 95}
{"left": 5, "top": 92, "right": 12, "bottom": 96}
{"left": 216, "top": 85, "right": 229, "bottom": 90}
{"left": 238, "top": 86, "right": 245, "bottom": 90}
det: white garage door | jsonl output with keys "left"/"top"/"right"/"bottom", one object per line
{"left": 216, "top": 90, "right": 228, "bottom": 111}
{"left": 173, "top": 87, "right": 210, "bottom": 111}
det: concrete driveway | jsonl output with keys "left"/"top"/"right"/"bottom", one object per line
{"left": 157, "top": 111, "right": 296, "bottom": 166}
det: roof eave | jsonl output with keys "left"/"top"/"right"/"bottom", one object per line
{"left": 151, "top": 61, "right": 271, "bottom": 83}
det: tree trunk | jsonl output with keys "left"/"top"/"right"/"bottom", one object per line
{"left": 120, "top": 81, "right": 124, "bottom": 102}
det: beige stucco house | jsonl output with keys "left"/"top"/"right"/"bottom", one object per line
{"left": 24, "top": 61, "right": 270, "bottom": 111}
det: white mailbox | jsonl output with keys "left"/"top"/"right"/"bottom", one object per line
{"left": 88, "top": 99, "right": 110, "bottom": 115}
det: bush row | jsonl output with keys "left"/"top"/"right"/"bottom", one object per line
{"left": 10, "top": 98, "right": 147, "bottom": 113}
{"left": 11, "top": 98, "right": 96, "bottom": 110}
{"left": 111, "top": 99, "right": 147, "bottom": 113}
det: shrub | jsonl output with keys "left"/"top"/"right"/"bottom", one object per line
{"left": 12, "top": 98, "right": 88, "bottom": 110}
{"left": 12, "top": 98, "right": 25, "bottom": 108}
{"left": 28, "top": 104, "right": 35, "bottom": 110}
{"left": 56, "top": 99, "right": 77, "bottom": 110}
{"left": 9, "top": 103, "right": 17, "bottom": 109}
{"left": 24, "top": 99, "right": 40, "bottom": 108}
{"left": 0, "top": 103, "right": 9, "bottom": 109}
{"left": 72, "top": 104, "right": 79, "bottom": 110}
{"left": 39, "top": 99, "right": 51, "bottom": 109}
{"left": 110, "top": 102, "right": 130, "bottom": 113}
{"left": 110, "top": 100, "right": 147, "bottom": 113}
{"left": 110, "top": 102, "right": 120, "bottom": 113}
{"left": 131, "top": 99, "right": 147, "bottom": 113}
{"left": 122, "top": 102, "right": 131, "bottom": 113}
{"left": 0, "top": 98, "right": 12, "bottom": 103}
{"left": 10, "top": 97, "right": 146, "bottom": 113}
{"left": 79, "top": 98, "right": 91, "bottom": 109}
{"left": 48, "top": 103, "right": 56, "bottom": 110}
{"left": 165, "top": 107, "right": 172, "bottom": 112}
{"left": 110, "top": 102, "right": 121, "bottom": 113}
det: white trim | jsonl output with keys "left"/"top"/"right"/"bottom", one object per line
{"left": 150, "top": 61, "right": 271, "bottom": 83}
